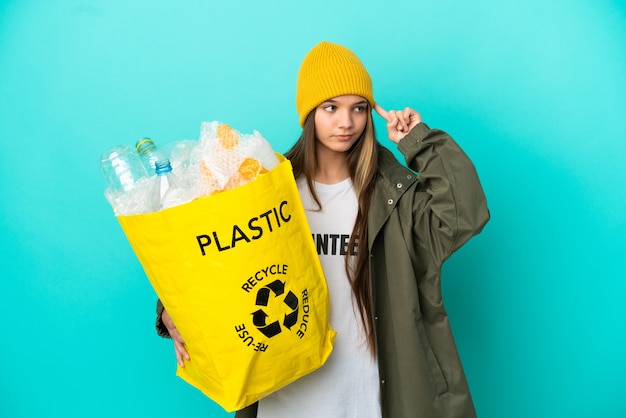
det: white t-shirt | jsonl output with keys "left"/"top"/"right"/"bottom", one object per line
{"left": 257, "top": 177, "right": 381, "bottom": 418}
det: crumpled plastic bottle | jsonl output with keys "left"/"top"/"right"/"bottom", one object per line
{"left": 99, "top": 145, "right": 150, "bottom": 212}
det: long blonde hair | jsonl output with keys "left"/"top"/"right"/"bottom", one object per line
{"left": 285, "top": 108, "right": 379, "bottom": 354}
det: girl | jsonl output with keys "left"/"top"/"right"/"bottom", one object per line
{"left": 158, "top": 41, "right": 489, "bottom": 418}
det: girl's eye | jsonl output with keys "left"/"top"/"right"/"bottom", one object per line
{"left": 354, "top": 106, "right": 366, "bottom": 112}
{"left": 323, "top": 105, "right": 337, "bottom": 112}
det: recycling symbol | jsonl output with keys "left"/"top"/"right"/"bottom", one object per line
{"left": 252, "top": 280, "right": 299, "bottom": 338}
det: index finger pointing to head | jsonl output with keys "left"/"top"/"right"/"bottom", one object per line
{"left": 373, "top": 103, "right": 389, "bottom": 121}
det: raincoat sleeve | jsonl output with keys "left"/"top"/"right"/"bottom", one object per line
{"left": 235, "top": 402, "right": 258, "bottom": 418}
{"left": 155, "top": 299, "right": 171, "bottom": 339}
{"left": 397, "top": 122, "right": 489, "bottom": 264}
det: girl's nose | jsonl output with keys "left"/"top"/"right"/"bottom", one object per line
{"left": 337, "top": 109, "right": 353, "bottom": 129}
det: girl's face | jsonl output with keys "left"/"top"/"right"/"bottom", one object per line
{"left": 314, "top": 95, "right": 368, "bottom": 156}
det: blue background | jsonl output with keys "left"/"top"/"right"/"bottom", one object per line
{"left": 1, "top": 1, "right": 625, "bottom": 417}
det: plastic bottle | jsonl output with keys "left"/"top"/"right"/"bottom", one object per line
{"left": 152, "top": 159, "right": 190, "bottom": 210}
{"left": 136, "top": 137, "right": 165, "bottom": 175}
{"left": 99, "top": 145, "right": 149, "bottom": 207}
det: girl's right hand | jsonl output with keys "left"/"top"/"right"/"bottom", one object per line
{"left": 162, "top": 309, "right": 191, "bottom": 367}
{"left": 374, "top": 103, "right": 422, "bottom": 144}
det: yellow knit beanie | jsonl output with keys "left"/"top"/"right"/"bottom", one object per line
{"left": 296, "top": 41, "right": 374, "bottom": 127}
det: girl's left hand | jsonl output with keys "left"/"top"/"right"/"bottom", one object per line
{"left": 162, "top": 308, "right": 191, "bottom": 367}
{"left": 374, "top": 103, "right": 422, "bottom": 144}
